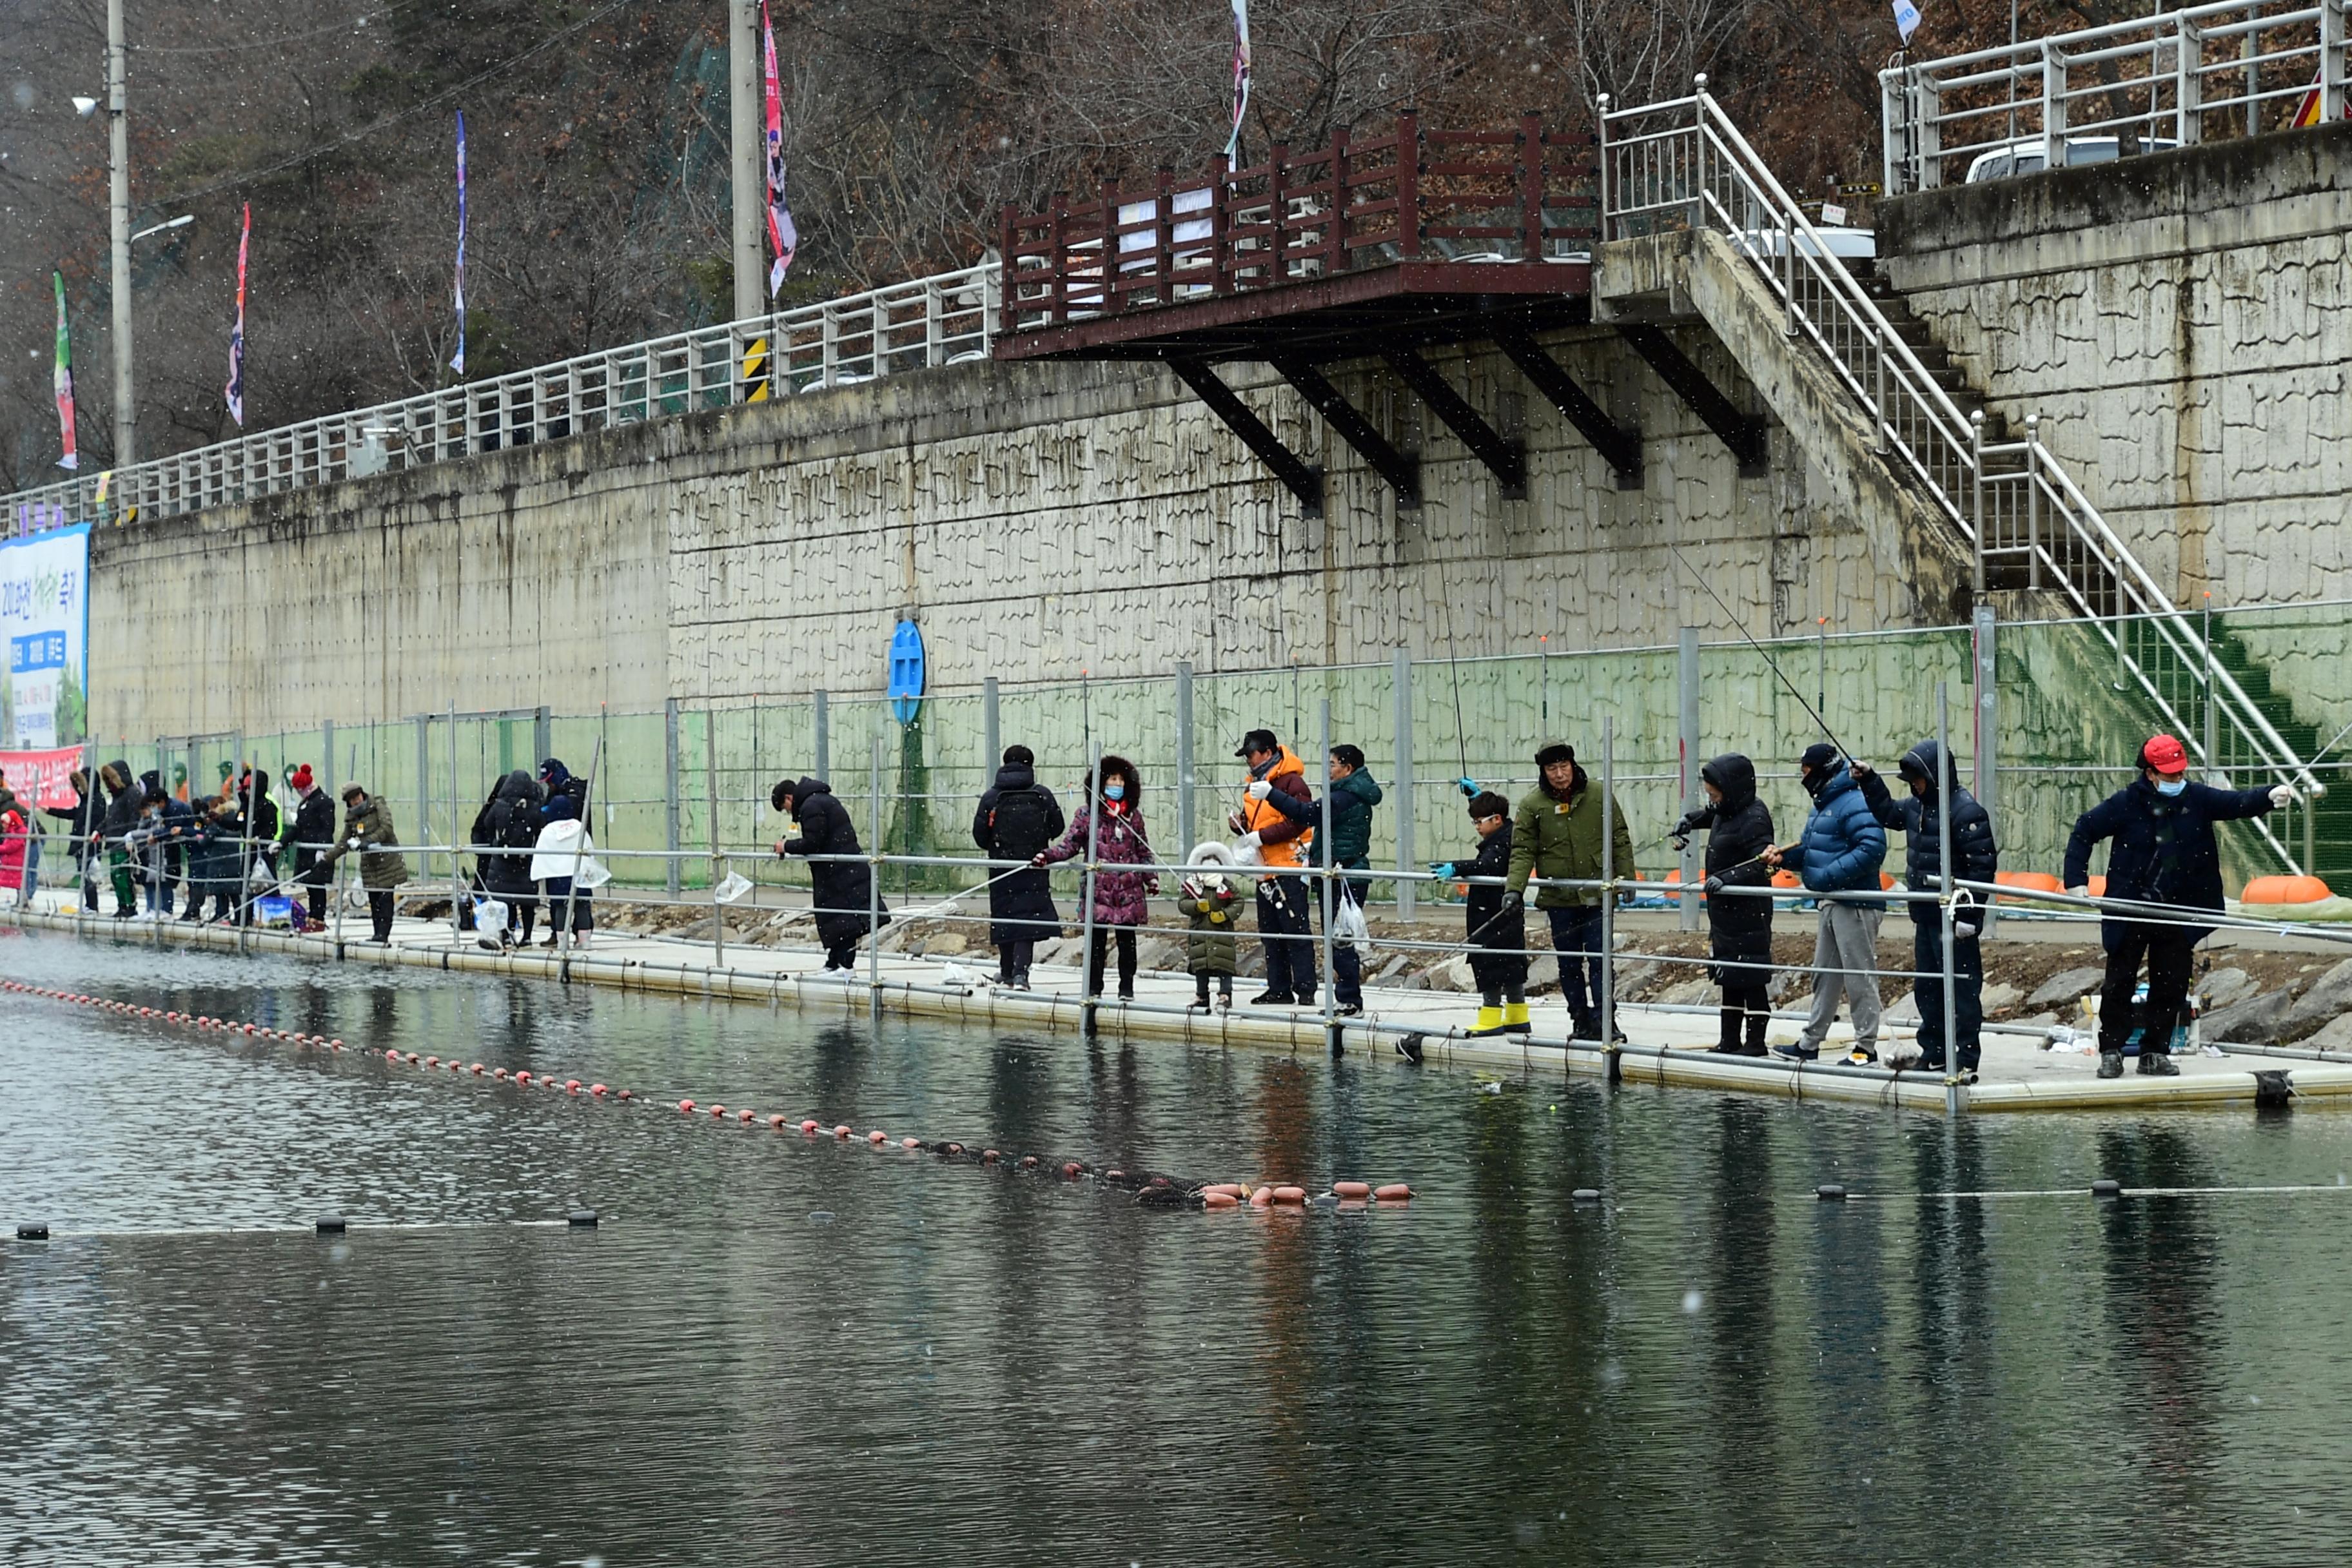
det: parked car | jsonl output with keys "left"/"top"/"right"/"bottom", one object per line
{"left": 1965, "top": 135, "right": 2180, "bottom": 182}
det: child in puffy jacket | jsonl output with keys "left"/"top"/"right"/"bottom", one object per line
{"left": 1179, "top": 841, "right": 1241, "bottom": 1011}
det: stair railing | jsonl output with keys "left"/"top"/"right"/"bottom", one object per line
{"left": 1600, "top": 81, "right": 2320, "bottom": 870}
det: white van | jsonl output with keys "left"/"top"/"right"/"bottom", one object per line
{"left": 1965, "top": 135, "right": 2181, "bottom": 182}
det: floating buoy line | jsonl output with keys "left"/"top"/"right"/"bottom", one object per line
{"left": 3, "top": 980, "right": 1415, "bottom": 1214}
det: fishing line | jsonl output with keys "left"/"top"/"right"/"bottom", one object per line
{"left": 1669, "top": 545, "right": 1854, "bottom": 760}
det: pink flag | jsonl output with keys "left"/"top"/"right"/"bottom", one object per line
{"left": 52, "top": 271, "right": 77, "bottom": 472}
{"left": 224, "top": 202, "right": 251, "bottom": 427}
{"left": 762, "top": 0, "right": 797, "bottom": 297}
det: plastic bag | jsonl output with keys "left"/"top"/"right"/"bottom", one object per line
{"left": 1333, "top": 894, "right": 1369, "bottom": 950}
{"left": 714, "top": 871, "right": 752, "bottom": 905}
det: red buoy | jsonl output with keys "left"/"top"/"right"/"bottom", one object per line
{"left": 867, "top": 1130, "right": 887, "bottom": 1144}
{"left": 1332, "top": 1181, "right": 1371, "bottom": 1200}
{"left": 678, "top": 1099, "right": 696, "bottom": 1113}
{"left": 833, "top": 1125, "right": 852, "bottom": 1139}
{"left": 1202, "top": 1190, "right": 1240, "bottom": 1209}
{"left": 589, "top": 1083, "right": 608, "bottom": 1096}
{"left": 1373, "top": 1183, "right": 1414, "bottom": 1202}
{"left": 798, "top": 1119, "right": 819, "bottom": 1133}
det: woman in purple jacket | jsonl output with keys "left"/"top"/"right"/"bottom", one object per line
{"left": 1035, "top": 754, "right": 1159, "bottom": 1000}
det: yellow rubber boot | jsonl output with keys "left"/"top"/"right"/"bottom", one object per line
{"left": 1503, "top": 1001, "right": 1531, "bottom": 1034}
{"left": 1471, "top": 1006, "right": 1504, "bottom": 1036}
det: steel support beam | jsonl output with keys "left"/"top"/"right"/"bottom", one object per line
{"left": 1492, "top": 326, "right": 1642, "bottom": 488}
{"left": 1269, "top": 355, "right": 1420, "bottom": 509}
{"left": 1382, "top": 348, "right": 1525, "bottom": 498}
{"left": 1616, "top": 324, "right": 1769, "bottom": 476}
{"left": 1168, "top": 358, "right": 1324, "bottom": 517}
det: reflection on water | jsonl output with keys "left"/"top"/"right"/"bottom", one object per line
{"left": 6, "top": 927, "right": 2352, "bottom": 1562}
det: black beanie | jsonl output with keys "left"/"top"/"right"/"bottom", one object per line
{"left": 1799, "top": 741, "right": 1841, "bottom": 774}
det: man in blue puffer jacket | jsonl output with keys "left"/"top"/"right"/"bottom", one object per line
{"left": 1765, "top": 742, "right": 1887, "bottom": 1064}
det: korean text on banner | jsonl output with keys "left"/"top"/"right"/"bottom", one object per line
{"left": 0, "top": 524, "right": 92, "bottom": 750}
{"left": 0, "top": 745, "right": 87, "bottom": 811}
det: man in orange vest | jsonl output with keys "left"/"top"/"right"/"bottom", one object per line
{"left": 1231, "top": 728, "right": 1319, "bottom": 1006}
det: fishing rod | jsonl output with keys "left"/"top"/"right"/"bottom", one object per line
{"left": 1669, "top": 545, "right": 1856, "bottom": 762}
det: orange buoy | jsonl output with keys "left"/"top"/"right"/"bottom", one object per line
{"left": 405, "top": 1052, "right": 420, "bottom": 1064}
{"left": 1062, "top": 1162, "right": 1084, "bottom": 1179}
{"left": 2244, "top": 873, "right": 2335, "bottom": 905}
{"left": 1200, "top": 1182, "right": 1246, "bottom": 1199}
{"left": 565, "top": 1079, "right": 582, "bottom": 1093}
{"left": 769, "top": 1114, "right": 788, "bottom": 1128}
{"left": 1373, "top": 1183, "right": 1414, "bottom": 1202}
{"left": 470, "top": 1063, "right": 485, "bottom": 1075}
{"left": 1248, "top": 1186, "right": 1275, "bottom": 1208}
{"left": 1202, "top": 1190, "right": 1240, "bottom": 1209}
{"left": 739, "top": 1110, "right": 756, "bottom": 1122}
{"left": 1331, "top": 1181, "right": 1371, "bottom": 1200}
{"left": 867, "top": 1130, "right": 888, "bottom": 1144}
{"left": 1020, "top": 1155, "right": 1039, "bottom": 1169}
{"left": 678, "top": 1099, "right": 696, "bottom": 1113}
{"left": 1271, "top": 1186, "right": 1307, "bottom": 1204}
{"left": 834, "top": 1124, "right": 852, "bottom": 1139}
{"left": 946, "top": 1142, "right": 965, "bottom": 1156}
{"left": 709, "top": 1105, "right": 728, "bottom": 1118}
{"left": 981, "top": 1149, "right": 1000, "bottom": 1164}
{"left": 903, "top": 1137, "right": 923, "bottom": 1149}
{"left": 384, "top": 1048, "right": 401, "bottom": 1061}
{"left": 617, "top": 1090, "right": 632, "bottom": 1101}
{"left": 590, "top": 1083, "right": 608, "bottom": 1096}
{"left": 798, "top": 1119, "right": 819, "bottom": 1133}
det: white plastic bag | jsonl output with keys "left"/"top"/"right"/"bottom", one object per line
{"left": 1333, "top": 894, "right": 1369, "bottom": 949}
{"left": 530, "top": 819, "right": 611, "bottom": 888}
{"left": 714, "top": 871, "right": 752, "bottom": 905}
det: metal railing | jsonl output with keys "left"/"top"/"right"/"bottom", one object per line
{"left": 1880, "top": 0, "right": 2348, "bottom": 193}
{"left": 1598, "top": 83, "right": 2320, "bottom": 871}
{"left": 5, "top": 264, "right": 1001, "bottom": 533}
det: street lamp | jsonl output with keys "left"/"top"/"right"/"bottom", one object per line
{"left": 130, "top": 213, "right": 192, "bottom": 244}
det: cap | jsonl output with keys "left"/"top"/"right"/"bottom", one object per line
{"left": 340, "top": 781, "right": 367, "bottom": 801}
{"left": 1235, "top": 728, "right": 1279, "bottom": 758}
{"left": 2142, "top": 734, "right": 2189, "bottom": 773}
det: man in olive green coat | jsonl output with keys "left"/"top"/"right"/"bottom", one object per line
{"left": 1504, "top": 740, "right": 1637, "bottom": 1042}
{"left": 318, "top": 783, "right": 409, "bottom": 943}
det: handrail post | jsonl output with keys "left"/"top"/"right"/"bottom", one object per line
{"left": 1397, "top": 110, "right": 1422, "bottom": 260}
{"left": 1155, "top": 165, "right": 1176, "bottom": 301}
{"left": 1874, "top": 320, "right": 1890, "bottom": 454}
{"left": 1595, "top": 93, "right": 1612, "bottom": 239}
{"left": 2325, "top": 0, "right": 2348, "bottom": 125}
{"left": 1209, "top": 155, "right": 1233, "bottom": 293}
{"left": 1970, "top": 409, "right": 1986, "bottom": 600}
{"left": 1329, "top": 130, "right": 1353, "bottom": 273}
{"left": 1518, "top": 111, "right": 1544, "bottom": 262}
{"left": 868, "top": 734, "right": 884, "bottom": 1015}
{"left": 2025, "top": 415, "right": 2043, "bottom": 589}
{"left": 1079, "top": 741, "right": 1102, "bottom": 1032}
{"left": 2043, "top": 41, "right": 2066, "bottom": 175}
{"left": 1600, "top": 714, "right": 1619, "bottom": 1083}
{"left": 997, "top": 204, "right": 1016, "bottom": 335}
{"left": 1101, "top": 175, "right": 1123, "bottom": 313}
{"left": 1688, "top": 76, "right": 1708, "bottom": 232}
{"left": 707, "top": 707, "right": 725, "bottom": 970}
{"left": 1268, "top": 144, "right": 1289, "bottom": 282}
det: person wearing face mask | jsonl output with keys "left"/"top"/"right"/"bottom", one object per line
{"left": 2064, "top": 733, "right": 2293, "bottom": 1079}
{"left": 1762, "top": 742, "right": 1886, "bottom": 1064}
{"left": 1034, "top": 755, "right": 1157, "bottom": 1001}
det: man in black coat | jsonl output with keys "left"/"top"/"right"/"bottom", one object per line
{"left": 284, "top": 763, "right": 339, "bottom": 928}
{"left": 41, "top": 767, "right": 103, "bottom": 909}
{"left": 2064, "top": 732, "right": 2290, "bottom": 1078}
{"left": 972, "top": 745, "right": 1063, "bottom": 988}
{"left": 774, "top": 776, "right": 888, "bottom": 971}
{"left": 96, "top": 759, "right": 142, "bottom": 916}
{"left": 1858, "top": 739, "right": 1997, "bottom": 1075}
{"left": 471, "top": 769, "right": 545, "bottom": 946}
{"left": 1675, "top": 753, "right": 1777, "bottom": 1055}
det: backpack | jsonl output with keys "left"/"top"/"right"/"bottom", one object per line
{"left": 989, "top": 787, "right": 1052, "bottom": 859}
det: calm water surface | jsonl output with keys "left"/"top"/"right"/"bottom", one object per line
{"left": 5, "top": 925, "right": 2352, "bottom": 1563}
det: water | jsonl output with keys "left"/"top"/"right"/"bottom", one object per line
{"left": 6, "top": 925, "right": 2352, "bottom": 1563}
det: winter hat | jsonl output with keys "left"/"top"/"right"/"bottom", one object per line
{"left": 1234, "top": 728, "right": 1279, "bottom": 759}
{"left": 1799, "top": 741, "right": 1841, "bottom": 774}
{"left": 1534, "top": 741, "right": 1575, "bottom": 768}
{"left": 1188, "top": 839, "right": 1236, "bottom": 868}
{"left": 2141, "top": 734, "right": 2189, "bottom": 773}
{"left": 341, "top": 782, "right": 368, "bottom": 802}
{"left": 289, "top": 764, "right": 315, "bottom": 792}
{"left": 1003, "top": 745, "right": 1034, "bottom": 767}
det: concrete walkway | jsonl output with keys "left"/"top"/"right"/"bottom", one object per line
{"left": 13, "top": 888, "right": 2350, "bottom": 1115}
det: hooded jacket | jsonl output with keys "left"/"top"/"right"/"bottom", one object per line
{"left": 1794, "top": 768, "right": 1885, "bottom": 905}
{"left": 2063, "top": 774, "right": 2277, "bottom": 950}
{"left": 320, "top": 795, "right": 411, "bottom": 890}
{"left": 0, "top": 790, "right": 27, "bottom": 888}
{"left": 1679, "top": 753, "right": 1776, "bottom": 957}
{"left": 1041, "top": 794, "right": 1159, "bottom": 927}
{"left": 779, "top": 778, "right": 887, "bottom": 947}
{"left": 1240, "top": 746, "right": 1314, "bottom": 870}
{"left": 98, "top": 760, "right": 142, "bottom": 843}
{"left": 972, "top": 761, "right": 1064, "bottom": 945}
{"left": 473, "top": 770, "right": 545, "bottom": 897}
{"left": 1464, "top": 819, "right": 1529, "bottom": 993}
{"left": 43, "top": 770, "right": 100, "bottom": 865}
{"left": 1507, "top": 753, "right": 1638, "bottom": 908}
{"left": 288, "top": 782, "right": 340, "bottom": 886}
{"left": 1858, "top": 740, "right": 1997, "bottom": 923}
{"left": 1178, "top": 844, "right": 1242, "bottom": 976}
{"left": 1262, "top": 764, "right": 1384, "bottom": 869}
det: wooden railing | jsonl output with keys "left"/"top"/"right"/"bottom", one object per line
{"left": 999, "top": 113, "right": 1596, "bottom": 332}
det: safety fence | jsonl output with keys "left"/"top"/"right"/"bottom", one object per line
{"left": 26, "top": 601, "right": 2352, "bottom": 923}
{"left": 3, "top": 264, "right": 999, "bottom": 534}
{"left": 1598, "top": 84, "right": 2321, "bottom": 874}
{"left": 1879, "top": 0, "right": 2349, "bottom": 194}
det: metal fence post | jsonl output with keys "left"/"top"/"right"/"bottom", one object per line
{"left": 1678, "top": 627, "right": 1701, "bottom": 932}
{"left": 1601, "top": 715, "right": 1619, "bottom": 1082}
{"left": 1970, "top": 409, "right": 1986, "bottom": 598}
{"left": 664, "top": 698, "right": 682, "bottom": 901}
{"left": 322, "top": 719, "right": 336, "bottom": 802}
{"left": 414, "top": 716, "right": 431, "bottom": 882}
{"left": 1937, "top": 680, "right": 1962, "bottom": 1116}
{"left": 1393, "top": 645, "right": 1414, "bottom": 919}
{"left": 982, "top": 675, "right": 1001, "bottom": 782}
{"left": 1972, "top": 603, "right": 1999, "bottom": 940}
{"left": 448, "top": 705, "right": 464, "bottom": 949}
{"left": 708, "top": 707, "right": 725, "bottom": 968}
{"left": 868, "top": 734, "right": 884, "bottom": 1015}
{"left": 1319, "top": 698, "right": 1339, "bottom": 1054}
{"left": 534, "top": 705, "right": 551, "bottom": 770}
{"left": 1174, "top": 662, "right": 1196, "bottom": 857}
{"left": 815, "top": 689, "right": 831, "bottom": 783}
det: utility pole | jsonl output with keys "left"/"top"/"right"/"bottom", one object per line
{"left": 108, "top": 0, "right": 135, "bottom": 466}
{"left": 729, "top": 0, "right": 763, "bottom": 324}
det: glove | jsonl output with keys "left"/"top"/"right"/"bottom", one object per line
{"left": 1498, "top": 888, "right": 1522, "bottom": 912}
{"left": 2271, "top": 784, "right": 2297, "bottom": 808}
{"left": 1029, "top": 852, "right": 1049, "bottom": 867}
{"left": 2066, "top": 885, "right": 2090, "bottom": 899}
{"left": 346, "top": 838, "right": 362, "bottom": 852}
{"left": 1952, "top": 885, "right": 1980, "bottom": 938}
{"left": 1238, "top": 831, "right": 1262, "bottom": 850}
{"left": 1428, "top": 861, "right": 1456, "bottom": 880}
{"left": 1673, "top": 811, "right": 1703, "bottom": 837}
{"left": 1245, "top": 780, "right": 1272, "bottom": 801}
{"left": 1456, "top": 776, "right": 1479, "bottom": 798}
{"left": 1702, "top": 874, "right": 1725, "bottom": 896}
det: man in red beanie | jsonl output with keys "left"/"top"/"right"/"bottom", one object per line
{"left": 285, "top": 763, "right": 338, "bottom": 928}
{"left": 2064, "top": 734, "right": 2293, "bottom": 1077}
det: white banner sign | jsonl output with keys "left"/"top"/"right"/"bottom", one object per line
{"left": 0, "top": 523, "right": 91, "bottom": 749}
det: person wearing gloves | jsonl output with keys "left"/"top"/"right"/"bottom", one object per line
{"left": 1230, "top": 729, "right": 1319, "bottom": 1007}
{"left": 284, "top": 764, "right": 339, "bottom": 929}
{"left": 972, "top": 744, "right": 1064, "bottom": 990}
{"left": 1433, "top": 790, "right": 1527, "bottom": 1037}
{"left": 1857, "top": 741, "right": 1997, "bottom": 1078}
{"left": 2064, "top": 733, "right": 2293, "bottom": 1079}
{"left": 534, "top": 759, "right": 596, "bottom": 948}
{"left": 1035, "top": 754, "right": 1158, "bottom": 1001}
{"left": 1504, "top": 741, "right": 1636, "bottom": 1044}
{"left": 42, "top": 767, "right": 104, "bottom": 910}
{"left": 95, "top": 759, "right": 142, "bottom": 916}
{"left": 1672, "top": 754, "right": 1777, "bottom": 1057}
{"left": 228, "top": 768, "right": 281, "bottom": 925}
{"left": 1177, "top": 842, "right": 1243, "bottom": 1012}
{"left": 471, "top": 770, "right": 545, "bottom": 948}
{"left": 1252, "top": 743, "right": 1383, "bottom": 1017}
{"left": 317, "top": 783, "right": 409, "bottom": 943}
{"left": 1764, "top": 743, "right": 1886, "bottom": 1065}
{"left": 773, "top": 776, "right": 888, "bottom": 971}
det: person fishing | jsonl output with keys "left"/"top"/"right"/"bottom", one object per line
{"left": 1035, "top": 754, "right": 1156, "bottom": 1002}
{"left": 1674, "top": 754, "right": 1776, "bottom": 1056}
{"left": 2064, "top": 734, "right": 2292, "bottom": 1079}
{"left": 1230, "top": 729, "right": 1318, "bottom": 1008}
{"left": 1857, "top": 740, "right": 1997, "bottom": 1079}
{"left": 1765, "top": 745, "right": 1886, "bottom": 1065}
{"left": 1502, "top": 741, "right": 1636, "bottom": 1044}
{"left": 973, "top": 744, "right": 1064, "bottom": 990}
{"left": 773, "top": 775, "right": 888, "bottom": 972}
{"left": 1435, "top": 790, "right": 1526, "bottom": 1037}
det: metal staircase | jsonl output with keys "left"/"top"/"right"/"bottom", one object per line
{"left": 1598, "top": 81, "right": 2322, "bottom": 872}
